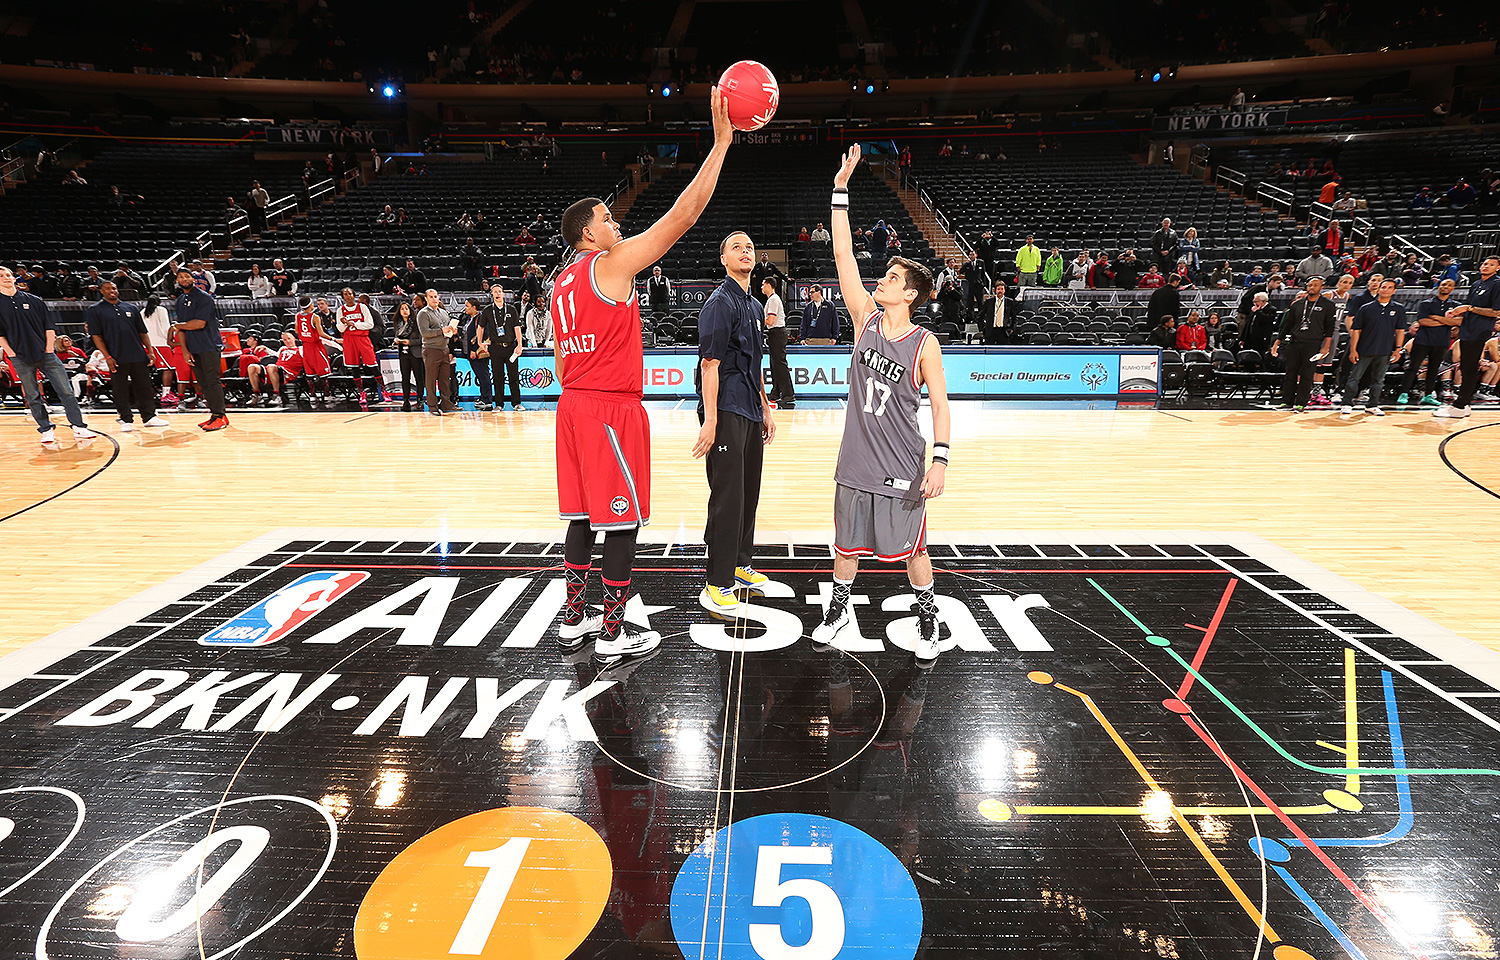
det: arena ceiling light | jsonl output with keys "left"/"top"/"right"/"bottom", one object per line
{"left": 366, "top": 79, "right": 404, "bottom": 99}
{"left": 647, "top": 83, "right": 678, "bottom": 98}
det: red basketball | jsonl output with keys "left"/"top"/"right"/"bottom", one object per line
{"left": 717, "top": 60, "right": 779, "bottom": 131}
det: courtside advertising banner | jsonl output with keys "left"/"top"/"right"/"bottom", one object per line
{"left": 458, "top": 347, "right": 1159, "bottom": 401}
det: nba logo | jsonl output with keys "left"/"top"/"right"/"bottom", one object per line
{"left": 200, "top": 571, "right": 370, "bottom": 646}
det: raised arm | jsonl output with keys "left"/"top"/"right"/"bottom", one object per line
{"left": 595, "top": 88, "right": 734, "bottom": 293}
{"left": 830, "top": 144, "right": 876, "bottom": 327}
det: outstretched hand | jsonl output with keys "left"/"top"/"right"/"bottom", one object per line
{"left": 710, "top": 85, "right": 733, "bottom": 149}
{"left": 834, "top": 144, "right": 861, "bottom": 189}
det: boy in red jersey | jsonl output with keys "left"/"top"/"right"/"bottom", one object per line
{"left": 237, "top": 333, "right": 275, "bottom": 405}
{"left": 271, "top": 330, "right": 304, "bottom": 406}
{"left": 551, "top": 85, "right": 734, "bottom": 671}
{"left": 294, "top": 296, "right": 332, "bottom": 406}
{"left": 336, "top": 286, "right": 379, "bottom": 408}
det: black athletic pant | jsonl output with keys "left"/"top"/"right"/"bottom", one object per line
{"left": 1399, "top": 343, "right": 1447, "bottom": 399}
{"left": 702, "top": 410, "right": 764, "bottom": 588}
{"left": 1280, "top": 340, "right": 1320, "bottom": 406}
{"left": 1456, "top": 338, "right": 1486, "bottom": 409}
{"left": 766, "top": 327, "right": 794, "bottom": 402}
{"left": 493, "top": 355, "right": 521, "bottom": 407}
{"left": 189, "top": 351, "right": 226, "bottom": 418}
{"left": 110, "top": 360, "right": 157, "bottom": 423}
{"left": 399, "top": 351, "right": 426, "bottom": 406}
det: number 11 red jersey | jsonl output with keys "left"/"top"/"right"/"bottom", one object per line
{"left": 551, "top": 250, "right": 644, "bottom": 397}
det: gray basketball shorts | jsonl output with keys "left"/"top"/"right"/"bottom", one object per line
{"left": 833, "top": 483, "right": 928, "bottom": 562}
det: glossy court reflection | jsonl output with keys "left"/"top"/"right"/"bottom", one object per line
{"left": 0, "top": 532, "right": 1497, "bottom": 960}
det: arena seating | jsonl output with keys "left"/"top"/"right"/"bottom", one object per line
{"left": 1219, "top": 131, "right": 1500, "bottom": 254}
{"left": 219, "top": 153, "right": 623, "bottom": 296}
{"left": 625, "top": 146, "right": 932, "bottom": 280}
{"left": 912, "top": 144, "right": 1303, "bottom": 273}
{"left": 0, "top": 144, "right": 304, "bottom": 278}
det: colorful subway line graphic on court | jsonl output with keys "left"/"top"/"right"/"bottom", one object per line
{"left": 0, "top": 532, "right": 1497, "bottom": 960}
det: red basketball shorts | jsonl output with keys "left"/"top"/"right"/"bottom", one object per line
{"left": 343, "top": 334, "right": 377, "bottom": 367}
{"left": 556, "top": 389, "right": 650, "bottom": 530}
{"left": 301, "top": 344, "right": 331, "bottom": 376}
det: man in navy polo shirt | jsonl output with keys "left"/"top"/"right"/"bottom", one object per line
{"left": 87, "top": 280, "right": 168, "bottom": 432}
{"left": 1435, "top": 255, "right": 1500, "bottom": 419}
{"left": 1341, "top": 278, "right": 1405, "bottom": 417}
{"left": 692, "top": 230, "right": 777, "bottom": 615}
{"left": 172, "top": 268, "right": 229, "bottom": 431}
{"left": 1398, "top": 278, "right": 1458, "bottom": 406}
{"left": 0, "top": 265, "right": 96, "bottom": 446}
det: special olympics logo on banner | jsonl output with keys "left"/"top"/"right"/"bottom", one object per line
{"left": 1081, "top": 363, "right": 1109, "bottom": 391}
{"left": 522, "top": 368, "right": 555, "bottom": 389}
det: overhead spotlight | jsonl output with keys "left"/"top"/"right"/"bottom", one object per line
{"left": 1151, "top": 69, "right": 1163, "bottom": 83}
{"left": 1169, "top": 63, "right": 1180, "bottom": 79}
{"left": 865, "top": 81, "right": 876, "bottom": 94}
{"left": 368, "top": 78, "right": 404, "bottom": 98}
{"left": 660, "top": 83, "right": 676, "bottom": 98}
{"left": 1134, "top": 69, "right": 1144, "bottom": 83}
{"left": 647, "top": 83, "right": 659, "bottom": 96}
{"left": 382, "top": 84, "right": 396, "bottom": 98}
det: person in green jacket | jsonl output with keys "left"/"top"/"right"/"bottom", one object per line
{"left": 1015, "top": 235, "right": 1042, "bottom": 286}
{"left": 1042, "top": 246, "right": 1065, "bottom": 286}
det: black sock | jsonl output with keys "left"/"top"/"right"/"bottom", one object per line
{"left": 913, "top": 580, "right": 937, "bottom": 624}
{"left": 830, "top": 576, "right": 853, "bottom": 615}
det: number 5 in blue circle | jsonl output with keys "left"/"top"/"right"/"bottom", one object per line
{"left": 669, "top": 813, "right": 923, "bottom": 960}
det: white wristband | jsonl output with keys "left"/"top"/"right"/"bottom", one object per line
{"left": 932, "top": 443, "right": 949, "bottom": 465}
{"left": 831, "top": 189, "right": 849, "bottom": 208}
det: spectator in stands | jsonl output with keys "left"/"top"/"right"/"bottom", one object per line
{"left": 1015, "top": 236, "right": 1042, "bottom": 287}
{"left": 960, "top": 252, "right": 989, "bottom": 320}
{"left": 171, "top": 268, "right": 228, "bottom": 431}
{"left": 1343, "top": 279, "right": 1405, "bottom": 416}
{"left": 1176, "top": 311, "right": 1207, "bottom": 352}
{"left": 1204, "top": 312, "right": 1227, "bottom": 351}
{"left": 63, "top": 168, "right": 87, "bottom": 187}
{"left": 1271, "top": 275, "right": 1336, "bottom": 411}
{"left": 851, "top": 227, "right": 869, "bottom": 257}
{"left": 811, "top": 223, "right": 831, "bottom": 244}
{"left": 1042, "top": 246, "right": 1064, "bottom": 287}
{"left": 1318, "top": 177, "right": 1340, "bottom": 205}
{"left": 404, "top": 259, "right": 428, "bottom": 293}
{"left": 1436, "top": 255, "right": 1500, "bottom": 418}
{"left": 982, "top": 280, "right": 1016, "bottom": 345}
{"left": 520, "top": 260, "right": 544, "bottom": 304}
{"left": 396, "top": 207, "right": 408, "bottom": 228}
{"left": 246, "top": 264, "right": 272, "bottom": 299}
{"left": 111, "top": 264, "right": 144, "bottom": 300}
{"left": 1137, "top": 264, "right": 1166, "bottom": 289}
{"left": 54, "top": 264, "right": 83, "bottom": 300}
{"left": 1067, "top": 251, "right": 1092, "bottom": 289}
{"left": 1243, "top": 265, "right": 1266, "bottom": 287}
{"left": 417, "top": 290, "right": 457, "bottom": 415}
{"left": 1242, "top": 292, "right": 1279, "bottom": 354}
{"left": 937, "top": 140, "right": 953, "bottom": 159}
{"left": 974, "top": 230, "right": 1000, "bottom": 280}
{"left": 870, "top": 221, "right": 889, "bottom": 255}
{"left": 456, "top": 212, "right": 476, "bottom": 236}
{"left": 1400, "top": 254, "right": 1426, "bottom": 288}
{"left": 270, "top": 259, "right": 297, "bottom": 297}
{"left": 1443, "top": 180, "right": 1478, "bottom": 208}
{"left": 1399, "top": 278, "right": 1458, "bottom": 405}
{"left": 460, "top": 242, "right": 484, "bottom": 286}
{"left": 391, "top": 300, "right": 425, "bottom": 411}
{"left": 188, "top": 261, "right": 214, "bottom": 294}
{"left": 898, "top": 145, "right": 913, "bottom": 188}
{"left": 800, "top": 285, "right": 838, "bottom": 342}
{"left": 1148, "top": 274, "right": 1181, "bottom": 326}
{"left": 1179, "top": 227, "right": 1201, "bottom": 280}
{"left": 1379, "top": 250, "right": 1404, "bottom": 280}
{"left": 1090, "top": 252, "right": 1115, "bottom": 289}
{"left": 378, "top": 265, "right": 403, "bottom": 296}
{"left": 225, "top": 196, "right": 244, "bottom": 222}
{"left": 376, "top": 205, "right": 397, "bottom": 226}
{"left": 1296, "top": 248, "right": 1335, "bottom": 285}
{"left": 646, "top": 266, "right": 673, "bottom": 318}
{"left": 248, "top": 181, "right": 269, "bottom": 234}
{"left": 1151, "top": 218, "right": 1179, "bottom": 272}
{"left": 1148, "top": 316, "right": 1176, "bottom": 349}
{"left": 1268, "top": 161, "right": 1284, "bottom": 178}
{"left": 1172, "top": 259, "right": 1196, "bottom": 289}
{"left": 796, "top": 226, "right": 811, "bottom": 243}
{"left": 1113, "top": 249, "right": 1141, "bottom": 290}
{"left": 514, "top": 227, "right": 537, "bottom": 246}
{"left": 750, "top": 255, "right": 788, "bottom": 304}
{"left": 1321, "top": 219, "right": 1344, "bottom": 257}
{"left": 0, "top": 267, "right": 96, "bottom": 445}
{"left": 1433, "top": 255, "right": 1461, "bottom": 284}
{"left": 1409, "top": 187, "right": 1433, "bottom": 210}
{"left": 1332, "top": 191, "right": 1358, "bottom": 215}
{"left": 1209, "top": 261, "right": 1234, "bottom": 288}
{"left": 1266, "top": 274, "right": 1288, "bottom": 294}
{"left": 25, "top": 264, "right": 57, "bottom": 300}
{"left": 1230, "top": 88, "right": 1246, "bottom": 109}
{"left": 935, "top": 258, "right": 962, "bottom": 321}
{"left": 83, "top": 266, "right": 105, "bottom": 299}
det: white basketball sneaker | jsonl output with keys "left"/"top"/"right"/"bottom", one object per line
{"left": 593, "top": 623, "right": 662, "bottom": 668}
{"left": 811, "top": 603, "right": 851, "bottom": 647}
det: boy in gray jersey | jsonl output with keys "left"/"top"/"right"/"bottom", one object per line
{"left": 815, "top": 144, "right": 952, "bottom": 666}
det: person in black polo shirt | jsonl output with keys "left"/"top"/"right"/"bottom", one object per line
{"left": 1271, "top": 275, "right": 1336, "bottom": 411}
{"left": 692, "top": 230, "right": 777, "bottom": 615}
{"left": 0, "top": 266, "right": 96, "bottom": 446}
{"left": 172, "top": 268, "right": 229, "bottom": 431}
{"left": 1399, "top": 278, "right": 1458, "bottom": 406}
{"left": 86, "top": 281, "right": 168, "bottom": 431}
{"left": 1341, "top": 278, "right": 1405, "bottom": 417}
{"left": 1435, "top": 255, "right": 1500, "bottom": 419}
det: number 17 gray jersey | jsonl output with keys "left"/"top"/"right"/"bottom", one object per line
{"left": 834, "top": 312, "right": 931, "bottom": 502}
